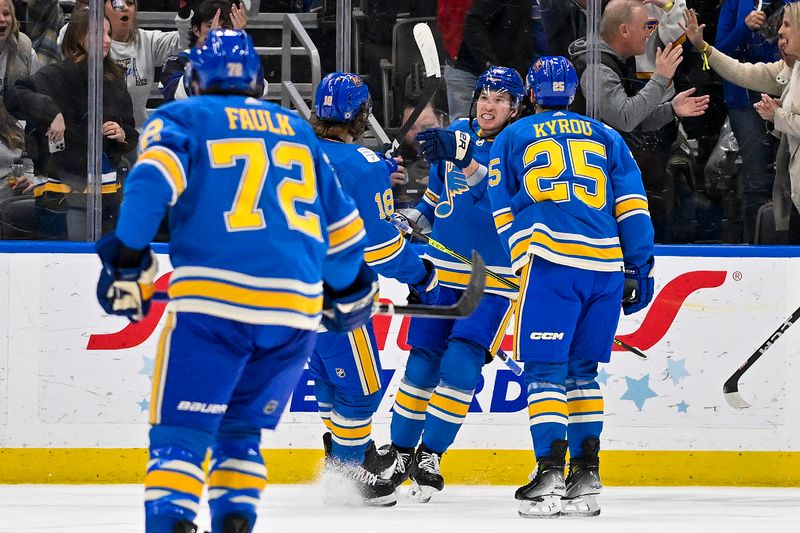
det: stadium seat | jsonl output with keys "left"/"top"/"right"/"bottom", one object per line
{"left": 0, "top": 195, "right": 36, "bottom": 240}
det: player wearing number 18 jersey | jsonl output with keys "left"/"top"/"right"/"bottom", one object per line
{"left": 95, "top": 30, "right": 376, "bottom": 533}
{"left": 487, "top": 56, "right": 655, "bottom": 519}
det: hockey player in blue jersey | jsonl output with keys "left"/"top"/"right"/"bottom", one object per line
{"left": 387, "top": 66, "right": 524, "bottom": 502}
{"left": 95, "top": 30, "right": 377, "bottom": 533}
{"left": 486, "top": 57, "right": 655, "bottom": 518}
{"left": 308, "top": 72, "right": 439, "bottom": 507}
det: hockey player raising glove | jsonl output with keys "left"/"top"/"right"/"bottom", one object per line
{"left": 407, "top": 258, "right": 440, "bottom": 305}
{"left": 96, "top": 233, "right": 158, "bottom": 322}
{"left": 321, "top": 264, "right": 380, "bottom": 332}
{"left": 623, "top": 258, "right": 655, "bottom": 315}
{"left": 416, "top": 128, "right": 474, "bottom": 169}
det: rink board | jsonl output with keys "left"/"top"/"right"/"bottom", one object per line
{"left": 1, "top": 243, "right": 800, "bottom": 485}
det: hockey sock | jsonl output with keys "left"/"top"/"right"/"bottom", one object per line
{"left": 208, "top": 439, "right": 266, "bottom": 533}
{"left": 566, "top": 359, "right": 603, "bottom": 459}
{"left": 422, "top": 339, "right": 485, "bottom": 453}
{"left": 145, "top": 425, "right": 211, "bottom": 532}
{"left": 314, "top": 383, "right": 334, "bottom": 433}
{"left": 330, "top": 410, "right": 373, "bottom": 463}
{"left": 390, "top": 347, "right": 442, "bottom": 449}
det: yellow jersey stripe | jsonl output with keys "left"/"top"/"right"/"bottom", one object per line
{"left": 330, "top": 422, "right": 372, "bottom": 440}
{"left": 329, "top": 215, "right": 365, "bottom": 249}
{"left": 614, "top": 198, "right": 649, "bottom": 218}
{"left": 493, "top": 211, "right": 514, "bottom": 232}
{"left": 567, "top": 398, "right": 604, "bottom": 414}
{"left": 149, "top": 312, "right": 175, "bottom": 425}
{"left": 208, "top": 470, "right": 267, "bottom": 491}
{"left": 429, "top": 393, "right": 470, "bottom": 417}
{"left": 395, "top": 390, "right": 430, "bottom": 413}
{"left": 530, "top": 232, "right": 623, "bottom": 261}
{"left": 424, "top": 189, "right": 439, "bottom": 204}
{"left": 168, "top": 280, "right": 322, "bottom": 315}
{"left": 350, "top": 326, "right": 380, "bottom": 394}
{"left": 139, "top": 146, "right": 187, "bottom": 201}
{"left": 527, "top": 399, "right": 568, "bottom": 418}
{"left": 145, "top": 470, "right": 204, "bottom": 497}
{"left": 364, "top": 234, "right": 405, "bottom": 265}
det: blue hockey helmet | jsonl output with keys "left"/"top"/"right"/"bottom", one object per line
{"left": 188, "top": 29, "right": 261, "bottom": 95}
{"left": 314, "top": 72, "right": 372, "bottom": 122}
{"left": 473, "top": 66, "right": 525, "bottom": 107}
{"left": 526, "top": 56, "right": 578, "bottom": 107}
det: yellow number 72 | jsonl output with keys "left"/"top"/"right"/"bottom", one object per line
{"left": 208, "top": 139, "right": 323, "bottom": 240}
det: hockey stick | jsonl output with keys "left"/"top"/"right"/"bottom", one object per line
{"left": 384, "top": 23, "right": 444, "bottom": 158}
{"left": 150, "top": 252, "right": 485, "bottom": 319}
{"left": 723, "top": 304, "right": 800, "bottom": 409}
{"left": 389, "top": 214, "right": 649, "bottom": 360}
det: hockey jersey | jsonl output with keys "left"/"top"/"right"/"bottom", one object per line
{"left": 487, "top": 110, "right": 655, "bottom": 274}
{"left": 115, "top": 95, "right": 367, "bottom": 330}
{"left": 320, "top": 139, "right": 427, "bottom": 284}
{"left": 416, "top": 118, "right": 517, "bottom": 298}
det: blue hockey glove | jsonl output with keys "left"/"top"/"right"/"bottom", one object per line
{"left": 622, "top": 257, "right": 655, "bottom": 316}
{"left": 375, "top": 151, "right": 399, "bottom": 174}
{"left": 321, "top": 263, "right": 379, "bottom": 332}
{"left": 96, "top": 233, "right": 159, "bottom": 322}
{"left": 415, "top": 128, "right": 474, "bottom": 169}
{"left": 408, "top": 258, "right": 440, "bottom": 305}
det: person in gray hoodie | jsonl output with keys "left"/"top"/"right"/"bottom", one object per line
{"left": 568, "top": 0, "right": 708, "bottom": 242}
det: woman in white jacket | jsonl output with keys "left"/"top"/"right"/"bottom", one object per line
{"left": 684, "top": 6, "right": 800, "bottom": 239}
{"left": 104, "top": 0, "right": 191, "bottom": 129}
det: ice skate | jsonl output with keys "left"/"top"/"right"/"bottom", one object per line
{"left": 321, "top": 434, "right": 397, "bottom": 507}
{"left": 380, "top": 444, "right": 413, "bottom": 488}
{"left": 515, "top": 439, "right": 567, "bottom": 518}
{"left": 408, "top": 444, "right": 444, "bottom": 503}
{"left": 562, "top": 437, "right": 602, "bottom": 517}
{"left": 173, "top": 520, "right": 199, "bottom": 533}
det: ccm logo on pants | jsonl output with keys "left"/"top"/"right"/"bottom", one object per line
{"left": 529, "top": 332, "right": 565, "bottom": 340}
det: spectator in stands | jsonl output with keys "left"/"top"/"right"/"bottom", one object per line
{"left": 160, "top": 0, "right": 249, "bottom": 101}
{"left": 393, "top": 98, "right": 445, "bottom": 208}
{"left": 0, "top": 100, "right": 30, "bottom": 200}
{"left": 0, "top": 0, "right": 41, "bottom": 98}
{"left": 570, "top": 0, "right": 708, "bottom": 243}
{"left": 5, "top": 10, "right": 138, "bottom": 240}
{"left": 104, "top": 0, "right": 192, "bottom": 129}
{"left": 713, "top": 0, "right": 782, "bottom": 243}
{"left": 444, "top": 0, "right": 545, "bottom": 121}
{"left": 25, "top": 0, "right": 67, "bottom": 65}
{"left": 684, "top": 7, "right": 800, "bottom": 242}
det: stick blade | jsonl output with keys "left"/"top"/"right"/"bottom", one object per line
{"left": 413, "top": 23, "right": 441, "bottom": 78}
{"left": 723, "top": 390, "right": 751, "bottom": 409}
{"left": 723, "top": 376, "right": 750, "bottom": 409}
{"left": 374, "top": 251, "right": 486, "bottom": 318}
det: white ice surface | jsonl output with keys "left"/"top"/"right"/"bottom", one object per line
{"left": 1, "top": 485, "right": 798, "bottom": 533}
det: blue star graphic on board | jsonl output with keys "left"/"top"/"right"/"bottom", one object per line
{"left": 666, "top": 357, "right": 690, "bottom": 385}
{"left": 620, "top": 374, "right": 658, "bottom": 411}
{"left": 596, "top": 367, "right": 611, "bottom": 386}
{"left": 139, "top": 356, "right": 154, "bottom": 377}
{"left": 138, "top": 399, "right": 150, "bottom": 412}
{"left": 676, "top": 400, "right": 689, "bottom": 413}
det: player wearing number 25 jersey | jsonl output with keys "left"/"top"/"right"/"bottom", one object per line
{"left": 487, "top": 56, "right": 655, "bottom": 519}
{"left": 96, "top": 30, "right": 376, "bottom": 533}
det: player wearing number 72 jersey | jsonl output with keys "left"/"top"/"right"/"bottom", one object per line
{"left": 95, "top": 30, "right": 377, "bottom": 533}
{"left": 487, "top": 56, "right": 655, "bottom": 519}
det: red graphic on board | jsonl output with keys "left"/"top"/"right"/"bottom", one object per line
{"left": 87, "top": 271, "right": 727, "bottom": 352}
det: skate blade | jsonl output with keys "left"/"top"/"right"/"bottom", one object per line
{"left": 365, "top": 493, "right": 398, "bottom": 507}
{"left": 561, "top": 495, "right": 600, "bottom": 517}
{"left": 408, "top": 480, "right": 441, "bottom": 503}
{"left": 518, "top": 495, "right": 562, "bottom": 518}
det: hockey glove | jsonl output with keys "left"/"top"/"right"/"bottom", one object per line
{"left": 395, "top": 207, "right": 432, "bottom": 235}
{"left": 408, "top": 258, "right": 440, "bottom": 305}
{"left": 415, "top": 128, "right": 474, "bottom": 169}
{"left": 375, "top": 151, "right": 399, "bottom": 175}
{"left": 321, "top": 263, "right": 379, "bottom": 332}
{"left": 96, "top": 233, "right": 159, "bottom": 322}
{"left": 622, "top": 257, "right": 655, "bottom": 316}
